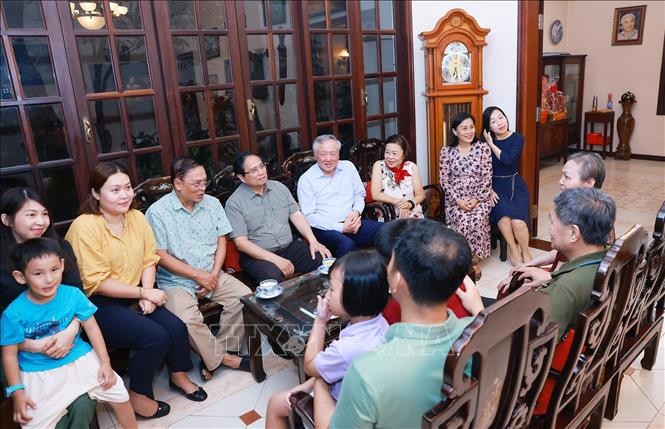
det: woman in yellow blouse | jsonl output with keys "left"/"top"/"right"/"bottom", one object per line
{"left": 66, "top": 162, "right": 206, "bottom": 419}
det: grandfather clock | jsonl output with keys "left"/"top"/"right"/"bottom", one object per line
{"left": 420, "top": 9, "right": 490, "bottom": 183}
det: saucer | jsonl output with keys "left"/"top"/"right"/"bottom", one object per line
{"left": 255, "top": 285, "right": 284, "bottom": 299}
{"left": 317, "top": 265, "right": 330, "bottom": 275}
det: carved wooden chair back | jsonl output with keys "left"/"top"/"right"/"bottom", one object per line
{"left": 349, "top": 138, "right": 384, "bottom": 182}
{"left": 133, "top": 176, "right": 173, "bottom": 211}
{"left": 281, "top": 150, "right": 316, "bottom": 201}
{"left": 644, "top": 201, "right": 665, "bottom": 324}
{"left": 207, "top": 165, "right": 240, "bottom": 205}
{"left": 537, "top": 225, "right": 648, "bottom": 429}
{"left": 422, "top": 286, "right": 558, "bottom": 429}
{"left": 422, "top": 184, "right": 446, "bottom": 224}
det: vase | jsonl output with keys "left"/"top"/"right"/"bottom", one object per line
{"left": 615, "top": 101, "right": 634, "bottom": 160}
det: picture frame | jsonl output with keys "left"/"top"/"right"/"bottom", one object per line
{"left": 611, "top": 5, "right": 646, "bottom": 46}
{"left": 205, "top": 37, "right": 221, "bottom": 60}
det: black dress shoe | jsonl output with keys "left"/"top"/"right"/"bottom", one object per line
{"left": 169, "top": 380, "right": 208, "bottom": 402}
{"left": 237, "top": 356, "right": 251, "bottom": 372}
{"left": 137, "top": 400, "right": 170, "bottom": 419}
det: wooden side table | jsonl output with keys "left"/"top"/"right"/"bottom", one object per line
{"left": 583, "top": 111, "right": 615, "bottom": 158}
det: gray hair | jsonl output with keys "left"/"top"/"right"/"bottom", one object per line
{"left": 554, "top": 187, "right": 616, "bottom": 246}
{"left": 312, "top": 134, "right": 341, "bottom": 154}
{"left": 568, "top": 152, "right": 606, "bottom": 189}
{"left": 621, "top": 13, "right": 635, "bottom": 24}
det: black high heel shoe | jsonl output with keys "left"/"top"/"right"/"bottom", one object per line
{"left": 137, "top": 400, "right": 170, "bottom": 419}
{"left": 168, "top": 379, "right": 208, "bottom": 402}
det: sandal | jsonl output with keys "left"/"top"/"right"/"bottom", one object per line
{"left": 199, "top": 360, "right": 220, "bottom": 382}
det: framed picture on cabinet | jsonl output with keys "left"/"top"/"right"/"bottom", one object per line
{"left": 612, "top": 5, "right": 646, "bottom": 46}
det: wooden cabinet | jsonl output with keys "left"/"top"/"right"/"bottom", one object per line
{"left": 543, "top": 54, "right": 586, "bottom": 148}
{"left": 538, "top": 119, "right": 568, "bottom": 161}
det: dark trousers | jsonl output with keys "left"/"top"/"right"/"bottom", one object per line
{"left": 312, "top": 220, "right": 384, "bottom": 257}
{"left": 239, "top": 239, "right": 322, "bottom": 284}
{"left": 91, "top": 297, "right": 193, "bottom": 398}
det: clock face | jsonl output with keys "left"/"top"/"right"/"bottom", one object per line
{"left": 441, "top": 42, "right": 471, "bottom": 84}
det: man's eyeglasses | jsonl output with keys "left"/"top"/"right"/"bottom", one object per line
{"left": 244, "top": 163, "right": 267, "bottom": 176}
{"left": 184, "top": 179, "right": 207, "bottom": 188}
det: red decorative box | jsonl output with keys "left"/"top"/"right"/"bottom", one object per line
{"left": 586, "top": 132, "right": 605, "bottom": 145}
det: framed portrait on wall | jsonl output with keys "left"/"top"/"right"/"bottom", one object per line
{"left": 612, "top": 5, "right": 647, "bottom": 46}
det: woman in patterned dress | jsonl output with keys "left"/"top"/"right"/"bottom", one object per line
{"left": 370, "top": 134, "right": 425, "bottom": 219}
{"left": 439, "top": 112, "right": 493, "bottom": 260}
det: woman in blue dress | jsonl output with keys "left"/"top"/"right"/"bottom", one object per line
{"left": 482, "top": 106, "right": 532, "bottom": 265}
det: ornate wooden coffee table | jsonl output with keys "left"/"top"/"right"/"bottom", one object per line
{"left": 240, "top": 271, "right": 346, "bottom": 383}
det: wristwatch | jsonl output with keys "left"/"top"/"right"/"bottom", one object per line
{"left": 5, "top": 383, "right": 24, "bottom": 397}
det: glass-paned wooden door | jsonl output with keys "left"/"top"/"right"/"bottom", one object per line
{"left": 58, "top": 0, "right": 172, "bottom": 183}
{"left": 154, "top": 0, "right": 247, "bottom": 178}
{"left": 239, "top": 0, "right": 307, "bottom": 176}
{"left": 304, "top": 0, "right": 357, "bottom": 157}
{"left": 358, "top": 0, "right": 399, "bottom": 141}
{"left": 0, "top": 0, "right": 83, "bottom": 227}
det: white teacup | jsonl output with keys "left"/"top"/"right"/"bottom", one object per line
{"left": 257, "top": 279, "right": 279, "bottom": 295}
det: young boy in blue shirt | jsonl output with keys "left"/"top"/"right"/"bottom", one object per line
{"left": 1, "top": 238, "right": 136, "bottom": 428}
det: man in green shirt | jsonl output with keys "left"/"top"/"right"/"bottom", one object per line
{"left": 512, "top": 187, "right": 616, "bottom": 338}
{"left": 329, "top": 219, "right": 476, "bottom": 428}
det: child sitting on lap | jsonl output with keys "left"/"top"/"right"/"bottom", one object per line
{"left": 1, "top": 238, "right": 136, "bottom": 429}
{"left": 266, "top": 250, "right": 390, "bottom": 429}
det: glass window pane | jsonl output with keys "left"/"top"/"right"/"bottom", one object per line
{"left": 273, "top": 34, "right": 295, "bottom": 80}
{"left": 313, "top": 80, "right": 332, "bottom": 122}
{"left": 112, "top": 1, "right": 142, "bottom": 30}
{"left": 278, "top": 83, "right": 299, "bottom": 129}
{"left": 1, "top": 44, "right": 15, "bottom": 100}
{"left": 12, "top": 37, "right": 58, "bottom": 98}
{"left": 217, "top": 140, "right": 240, "bottom": 169}
{"left": 211, "top": 90, "right": 237, "bottom": 137}
{"left": 173, "top": 36, "right": 203, "bottom": 87}
{"left": 365, "top": 78, "right": 380, "bottom": 116}
{"left": 381, "top": 35, "right": 396, "bottom": 72}
{"left": 360, "top": 0, "right": 376, "bottom": 30}
{"left": 338, "top": 123, "right": 354, "bottom": 154}
{"left": 136, "top": 151, "right": 164, "bottom": 182}
{"left": 0, "top": 172, "right": 35, "bottom": 196}
{"left": 77, "top": 37, "right": 117, "bottom": 93}
{"left": 367, "top": 119, "right": 381, "bottom": 140}
{"left": 188, "top": 144, "right": 213, "bottom": 177}
{"left": 257, "top": 134, "right": 278, "bottom": 174}
{"left": 317, "top": 125, "right": 333, "bottom": 137}
{"left": 127, "top": 96, "right": 159, "bottom": 148}
{"left": 332, "top": 34, "right": 350, "bottom": 76}
{"left": 379, "top": 0, "right": 394, "bottom": 30}
{"left": 201, "top": 1, "right": 226, "bottom": 30}
{"left": 362, "top": 36, "right": 378, "bottom": 74}
{"left": 117, "top": 37, "right": 150, "bottom": 90}
{"left": 252, "top": 85, "right": 275, "bottom": 130}
{"left": 26, "top": 103, "right": 70, "bottom": 162}
{"left": 335, "top": 80, "right": 352, "bottom": 119}
{"left": 0, "top": 107, "right": 28, "bottom": 167}
{"left": 270, "top": 0, "right": 291, "bottom": 29}
{"left": 168, "top": 0, "right": 196, "bottom": 30}
{"left": 41, "top": 167, "right": 79, "bottom": 222}
{"left": 247, "top": 35, "right": 270, "bottom": 81}
{"left": 2, "top": 0, "right": 44, "bottom": 29}
{"left": 383, "top": 77, "right": 397, "bottom": 113}
{"left": 243, "top": 0, "right": 267, "bottom": 29}
{"left": 181, "top": 91, "right": 209, "bottom": 141}
{"left": 206, "top": 36, "right": 232, "bottom": 84}
{"left": 307, "top": 1, "right": 325, "bottom": 29}
{"left": 329, "top": 1, "right": 347, "bottom": 29}
{"left": 282, "top": 131, "right": 301, "bottom": 158}
{"left": 70, "top": 1, "right": 107, "bottom": 31}
{"left": 384, "top": 117, "right": 398, "bottom": 137}
{"left": 311, "top": 34, "right": 330, "bottom": 76}
{"left": 88, "top": 99, "right": 125, "bottom": 153}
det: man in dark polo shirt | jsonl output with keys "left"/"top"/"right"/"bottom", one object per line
{"left": 225, "top": 152, "right": 332, "bottom": 284}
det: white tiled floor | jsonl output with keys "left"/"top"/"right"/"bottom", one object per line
{"left": 94, "top": 242, "right": 665, "bottom": 428}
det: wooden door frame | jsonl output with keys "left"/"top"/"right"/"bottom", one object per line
{"left": 516, "top": 0, "right": 549, "bottom": 250}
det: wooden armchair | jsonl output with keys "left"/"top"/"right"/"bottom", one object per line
{"left": 422, "top": 286, "right": 559, "bottom": 428}
{"left": 529, "top": 225, "right": 650, "bottom": 429}
{"left": 133, "top": 176, "right": 173, "bottom": 211}
{"left": 422, "top": 183, "right": 445, "bottom": 223}
{"left": 604, "top": 202, "right": 664, "bottom": 419}
{"left": 349, "top": 138, "right": 384, "bottom": 182}
{"left": 281, "top": 150, "right": 317, "bottom": 201}
{"left": 207, "top": 165, "right": 240, "bottom": 205}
